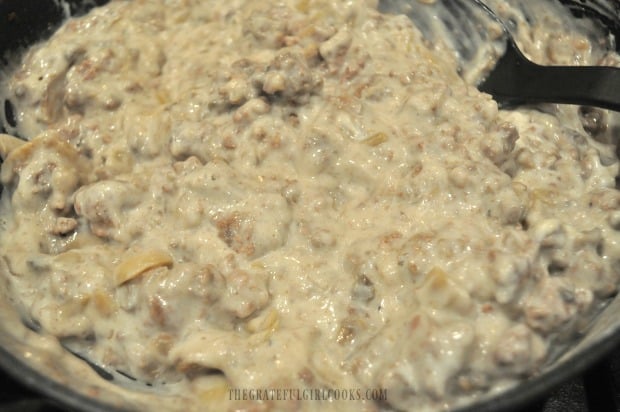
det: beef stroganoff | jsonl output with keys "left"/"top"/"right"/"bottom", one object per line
{"left": 0, "top": 0, "right": 619, "bottom": 411}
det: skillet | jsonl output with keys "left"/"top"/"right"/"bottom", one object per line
{"left": 0, "top": 1, "right": 619, "bottom": 411}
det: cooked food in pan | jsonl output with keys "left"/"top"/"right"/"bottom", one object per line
{"left": 0, "top": 0, "right": 619, "bottom": 410}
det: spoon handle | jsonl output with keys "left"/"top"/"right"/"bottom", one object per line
{"left": 479, "top": 40, "right": 620, "bottom": 111}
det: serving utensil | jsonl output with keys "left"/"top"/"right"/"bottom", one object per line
{"left": 378, "top": 0, "right": 620, "bottom": 111}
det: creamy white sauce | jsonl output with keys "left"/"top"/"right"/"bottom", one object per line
{"left": 0, "top": 1, "right": 619, "bottom": 411}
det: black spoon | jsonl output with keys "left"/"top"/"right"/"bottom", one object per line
{"left": 378, "top": 0, "right": 620, "bottom": 111}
